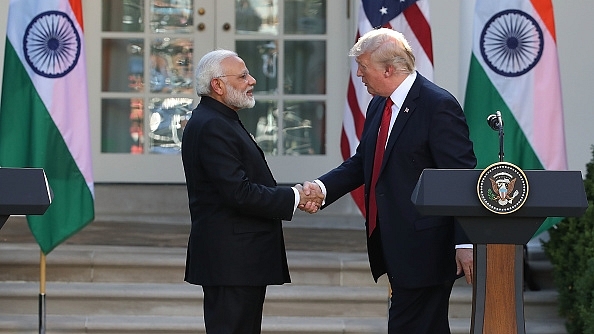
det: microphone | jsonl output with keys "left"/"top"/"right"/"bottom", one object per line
{"left": 487, "top": 111, "right": 502, "bottom": 131}
{"left": 496, "top": 110, "right": 503, "bottom": 130}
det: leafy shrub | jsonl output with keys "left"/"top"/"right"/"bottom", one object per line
{"left": 543, "top": 146, "right": 594, "bottom": 334}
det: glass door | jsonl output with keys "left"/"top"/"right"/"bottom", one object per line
{"left": 219, "top": 0, "right": 327, "bottom": 157}
{"left": 91, "top": 0, "right": 348, "bottom": 183}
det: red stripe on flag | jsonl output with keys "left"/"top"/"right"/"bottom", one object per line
{"left": 351, "top": 186, "right": 367, "bottom": 217}
{"left": 342, "top": 76, "right": 367, "bottom": 215}
{"left": 347, "top": 77, "right": 366, "bottom": 140}
{"left": 403, "top": 3, "right": 433, "bottom": 64}
{"left": 340, "top": 128, "right": 351, "bottom": 163}
{"left": 340, "top": 129, "right": 366, "bottom": 215}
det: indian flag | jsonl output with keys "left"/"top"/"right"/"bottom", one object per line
{"left": 464, "top": 0, "right": 567, "bottom": 235}
{"left": 0, "top": 0, "right": 94, "bottom": 254}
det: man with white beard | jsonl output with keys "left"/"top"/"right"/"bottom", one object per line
{"left": 181, "top": 49, "right": 323, "bottom": 334}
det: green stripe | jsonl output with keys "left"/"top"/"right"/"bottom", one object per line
{"left": 0, "top": 40, "right": 94, "bottom": 254}
{"left": 464, "top": 54, "right": 560, "bottom": 236}
{"left": 464, "top": 55, "right": 543, "bottom": 170}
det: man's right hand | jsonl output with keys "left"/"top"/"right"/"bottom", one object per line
{"left": 296, "top": 181, "right": 324, "bottom": 214}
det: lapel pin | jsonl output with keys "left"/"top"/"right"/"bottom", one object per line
{"left": 404, "top": 107, "right": 409, "bottom": 113}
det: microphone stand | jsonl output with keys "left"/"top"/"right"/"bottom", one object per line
{"left": 487, "top": 111, "right": 504, "bottom": 162}
{"left": 497, "top": 119, "right": 504, "bottom": 163}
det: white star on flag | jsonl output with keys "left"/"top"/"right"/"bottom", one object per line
{"left": 379, "top": 6, "right": 388, "bottom": 15}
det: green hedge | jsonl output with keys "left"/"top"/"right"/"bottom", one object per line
{"left": 543, "top": 146, "right": 594, "bottom": 334}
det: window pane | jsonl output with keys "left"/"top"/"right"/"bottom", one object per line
{"left": 150, "top": 38, "right": 194, "bottom": 94}
{"left": 102, "top": 98, "right": 144, "bottom": 153}
{"left": 148, "top": 97, "right": 194, "bottom": 154}
{"left": 236, "top": 40, "right": 278, "bottom": 94}
{"left": 239, "top": 100, "right": 279, "bottom": 155}
{"left": 284, "top": 40, "right": 325, "bottom": 94}
{"left": 235, "top": 0, "right": 278, "bottom": 35}
{"left": 102, "top": 39, "right": 144, "bottom": 92}
{"left": 150, "top": 0, "right": 193, "bottom": 33}
{"left": 284, "top": 0, "right": 326, "bottom": 34}
{"left": 282, "top": 101, "right": 325, "bottom": 155}
{"left": 239, "top": 100, "right": 325, "bottom": 155}
{"left": 102, "top": 0, "right": 144, "bottom": 32}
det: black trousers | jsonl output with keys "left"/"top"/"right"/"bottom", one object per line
{"left": 388, "top": 280, "right": 455, "bottom": 334}
{"left": 202, "top": 285, "right": 267, "bottom": 334}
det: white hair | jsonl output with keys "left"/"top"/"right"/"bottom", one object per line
{"left": 349, "top": 28, "right": 416, "bottom": 74}
{"left": 194, "top": 49, "right": 238, "bottom": 95}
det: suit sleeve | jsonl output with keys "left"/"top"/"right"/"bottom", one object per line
{"left": 318, "top": 152, "right": 365, "bottom": 206}
{"left": 194, "top": 117, "right": 295, "bottom": 220}
{"left": 318, "top": 96, "right": 386, "bottom": 206}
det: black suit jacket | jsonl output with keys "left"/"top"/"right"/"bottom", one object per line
{"left": 181, "top": 96, "right": 293, "bottom": 286}
{"left": 319, "top": 73, "right": 476, "bottom": 288}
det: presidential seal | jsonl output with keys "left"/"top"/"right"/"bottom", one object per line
{"left": 477, "top": 162, "right": 529, "bottom": 214}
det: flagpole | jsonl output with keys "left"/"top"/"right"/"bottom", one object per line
{"left": 39, "top": 250, "right": 46, "bottom": 334}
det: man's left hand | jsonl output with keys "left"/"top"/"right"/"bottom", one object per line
{"left": 456, "top": 248, "right": 473, "bottom": 285}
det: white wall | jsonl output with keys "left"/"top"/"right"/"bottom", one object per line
{"left": 553, "top": 0, "right": 594, "bottom": 175}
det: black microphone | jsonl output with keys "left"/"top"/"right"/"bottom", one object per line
{"left": 487, "top": 111, "right": 502, "bottom": 131}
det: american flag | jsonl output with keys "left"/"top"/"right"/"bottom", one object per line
{"left": 341, "top": 0, "right": 434, "bottom": 215}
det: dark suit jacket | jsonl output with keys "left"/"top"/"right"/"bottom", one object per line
{"left": 319, "top": 73, "right": 476, "bottom": 288}
{"left": 181, "top": 96, "right": 293, "bottom": 286}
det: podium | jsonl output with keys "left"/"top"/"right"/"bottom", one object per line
{"left": 411, "top": 168, "right": 588, "bottom": 334}
{"left": 0, "top": 168, "right": 52, "bottom": 230}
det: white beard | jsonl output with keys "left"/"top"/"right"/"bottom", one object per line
{"left": 225, "top": 83, "right": 255, "bottom": 109}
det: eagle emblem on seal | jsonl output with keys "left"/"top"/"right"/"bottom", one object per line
{"left": 489, "top": 172, "right": 519, "bottom": 206}
{"left": 477, "top": 162, "right": 529, "bottom": 214}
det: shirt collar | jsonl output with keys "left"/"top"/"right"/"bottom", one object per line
{"left": 389, "top": 71, "right": 417, "bottom": 110}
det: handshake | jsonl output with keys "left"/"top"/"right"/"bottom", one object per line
{"left": 294, "top": 181, "right": 325, "bottom": 214}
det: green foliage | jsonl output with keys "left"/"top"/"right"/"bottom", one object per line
{"left": 584, "top": 147, "right": 594, "bottom": 201}
{"left": 576, "top": 256, "right": 594, "bottom": 334}
{"left": 543, "top": 146, "right": 594, "bottom": 334}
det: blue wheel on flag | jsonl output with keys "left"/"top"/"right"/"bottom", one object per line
{"left": 23, "top": 10, "right": 81, "bottom": 79}
{"left": 480, "top": 9, "right": 543, "bottom": 77}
